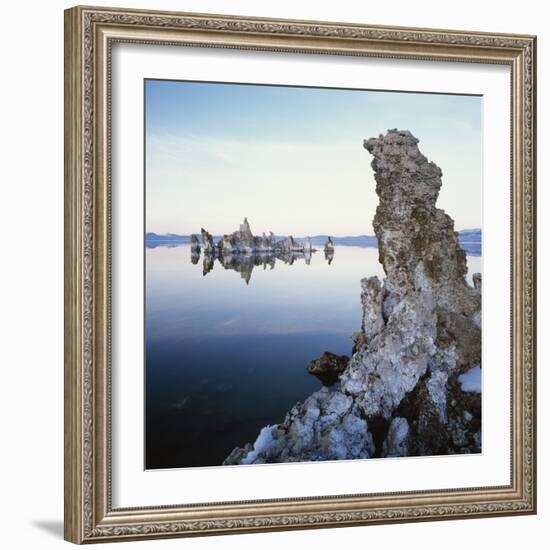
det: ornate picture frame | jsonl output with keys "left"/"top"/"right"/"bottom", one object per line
{"left": 64, "top": 5, "right": 536, "bottom": 544}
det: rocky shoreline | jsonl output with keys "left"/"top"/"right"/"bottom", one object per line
{"left": 224, "top": 129, "right": 482, "bottom": 465}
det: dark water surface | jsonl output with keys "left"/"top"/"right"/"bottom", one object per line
{"left": 145, "top": 244, "right": 481, "bottom": 469}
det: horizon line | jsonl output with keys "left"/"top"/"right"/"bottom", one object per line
{"left": 145, "top": 228, "right": 482, "bottom": 238}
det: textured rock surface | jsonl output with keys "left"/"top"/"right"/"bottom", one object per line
{"left": 324, "top": 237, "right": 335, "bottom": 252}
{"left": 225, "top": 388, "right": 375, "bottom": 464}
{"left": 275, "top": 235, "right": 304, "bottom": 253}
{"left": 382, "top": 417, "right": 410, "bottom": 457}
{"left": 224, "top": 130, "right": 482, "bottom": 465}
{"left": 200, "top": 228, "right": 214, "bottom": 254}
{"left": 190, "top": 234, "right": 201, "bottom": 253}
{"left": 307, "top": 352, "right": 349, "bottom": 386}
{"left": 198, "top": 219, "right": 315, "bottom": 255}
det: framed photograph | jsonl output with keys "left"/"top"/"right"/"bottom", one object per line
{"left": 64, "top": 5, "right": 537, "bottom": 544}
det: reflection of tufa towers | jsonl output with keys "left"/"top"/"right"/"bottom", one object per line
{"left": 188, "top": 218, "right": 334, "bottom": 284}
{"left": 324, "top": 236, "right": 335, "bottom": 265}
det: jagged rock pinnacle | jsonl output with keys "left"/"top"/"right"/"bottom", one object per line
{"left": 364, "top": 129, "right": 479, "bottom": 315}
{"left": 224, "top": 130, "right": 482, "bottom": 464}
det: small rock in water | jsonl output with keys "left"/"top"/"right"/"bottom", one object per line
{"left": 324, "top": 236, "right": 335, "bottom": 252}
{"left": 307, "top": 352, "right": 349, "bottom": 386}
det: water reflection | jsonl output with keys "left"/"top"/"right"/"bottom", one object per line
{"left": 324, "top": 249, "right": 334, "bottom": 265}
{"left": 194, "top": 248, "right": 333, "bottom": 284}
{"left": 146, "top": 243, "right": 482, "bottom": 468}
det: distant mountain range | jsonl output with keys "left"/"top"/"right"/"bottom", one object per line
{"left": 456, "top": 229, "right": 482, "bottom": 256}
{"left": 145, "top": 229, "right": 481, "bottom": 255}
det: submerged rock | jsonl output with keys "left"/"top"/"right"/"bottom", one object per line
{"left": 307, "top": 352, "right": 349, "bottom": 386}
{"left": 224, "top": 130, "right": 482, "bottom": 464}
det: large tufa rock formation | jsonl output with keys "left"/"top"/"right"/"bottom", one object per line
{"left": 197, "top": 218, "right": 314, "bottom": 256}
{"left": 239, "top": 217, "right": 254, "bottom": 241}
{"left": 194, "top": 219, "right": 317, "bottom": 283}
{"left": 200, "top": 228, "right": 214, "bottom": 254}
{"left": 224, "top": 130, "right": 481, "bottom": 465}
{"left": 364, "top": 130, "right": 479, "bottom": 317}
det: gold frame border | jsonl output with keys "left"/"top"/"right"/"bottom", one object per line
{"left": 64, "top": 5, "right": 537, "bottom": 544}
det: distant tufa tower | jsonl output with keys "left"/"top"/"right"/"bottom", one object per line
{"left": 239, "top": 217, "right": 253, "bottom": 239}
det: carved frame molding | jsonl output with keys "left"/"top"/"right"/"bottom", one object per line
{"left": 64, "top": 5, "right": 536, "bottom": 544}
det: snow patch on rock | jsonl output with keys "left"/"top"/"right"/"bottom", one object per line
{"left": 458, "top": 366, "right": 481, "bottom": 393}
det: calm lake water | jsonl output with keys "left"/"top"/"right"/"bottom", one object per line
{"left": 145, "top": 244, "right": 481, "bottom": 469}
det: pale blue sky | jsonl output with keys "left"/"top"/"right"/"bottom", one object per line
{"left": 146, "top": 80, "right": 482, "bottom": 235}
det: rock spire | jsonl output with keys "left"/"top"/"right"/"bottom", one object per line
{"left": 224, "top": 130, "right": 482, "bottom": 464}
